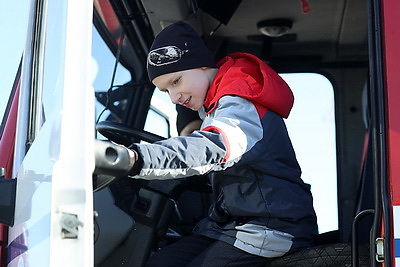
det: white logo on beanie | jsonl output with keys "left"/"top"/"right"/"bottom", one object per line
{"left": 147, "top": 46, "right": 189, "bottom": 67}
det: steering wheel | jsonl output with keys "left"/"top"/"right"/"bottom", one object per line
{"left": 95, "top": 120, "right": 210, "bottom": 196}
{"left": 96, "top": 121, "right": 166, "bottom": 146}
{"left": 94, "top": 121, "right": 166, "bottom": 191}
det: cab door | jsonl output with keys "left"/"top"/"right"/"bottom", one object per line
{"left": 381, "top": 0, "right": 400, "bottom": 265}
{"left": 5, "top": 0, "right": 95, "bottom": 266}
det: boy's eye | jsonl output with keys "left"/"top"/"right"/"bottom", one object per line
{"left": 172, "top": 77, "right": 181, "bottom": 85}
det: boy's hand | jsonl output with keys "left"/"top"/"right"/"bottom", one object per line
{"left": 110, "top": 141, "right": 143, "bottom": 176}
{"left": 127, "top": 147, "right": 139, "bottom": 170}
{"left": 111, "top": 141, "right": 137, "bottom": 166}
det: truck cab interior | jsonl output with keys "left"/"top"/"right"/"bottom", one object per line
{"left": 91, "top": 0, "right": 380, "bottom": 266}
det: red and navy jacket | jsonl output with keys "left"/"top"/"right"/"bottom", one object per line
{"left": 131, "top": 53, "right": 317, "bottom": 257}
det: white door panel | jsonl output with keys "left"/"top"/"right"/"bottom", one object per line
{"left": 9, "top": 0, "right": 94, "bottom": 266}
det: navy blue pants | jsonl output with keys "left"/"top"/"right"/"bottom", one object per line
{"left": 145, "top": 234, "right": 271, "bottom": 267}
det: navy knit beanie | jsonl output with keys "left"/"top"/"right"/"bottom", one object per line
{"left": 147, "top": 21, "right": 216, "bottom": 82}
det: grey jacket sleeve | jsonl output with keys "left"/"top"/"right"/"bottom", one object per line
{"left": 130, "top": 96, "right": 263, "bottom": 180}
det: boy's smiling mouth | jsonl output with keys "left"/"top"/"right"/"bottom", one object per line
{"left": 183, "top": 96, "right": 191, "bottom": 107}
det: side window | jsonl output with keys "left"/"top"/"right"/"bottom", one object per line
{"left": 0, "top": 80, "right": 16, "bottom": 133}
{"left": 41, "top": 0, "right": 68, "bottom": 120}
{"left": 0, "top": 0, "right": 30, "bottom": 129}
{"left": 0, "top": 66, "right": 20, "bottom": 137}
{"left": 144, "top": 110, "right": 170, "bottom": 138}
{"left": 91, "top": 26, "right": 131, "bottom": 125}
{"left": 144, "top": 89, "right": 177, "bottom": 138}
{"left": 282, "top": 73, "right": 337, "bottom": 234}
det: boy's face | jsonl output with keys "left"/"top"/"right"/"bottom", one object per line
{"left": 152, "top": 68, "right": 214, "bottom": 111}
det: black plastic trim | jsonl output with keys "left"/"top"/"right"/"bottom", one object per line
{"left": 0, "top": 178, "right": 17, "bottom": 226}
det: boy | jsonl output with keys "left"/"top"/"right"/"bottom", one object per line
{"left": 126, "top": 21, "right": 317, "bottom": 266}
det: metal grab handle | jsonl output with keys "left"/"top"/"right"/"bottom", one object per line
{"left": 352, "top": 209, "right": 374, "bottom": 267}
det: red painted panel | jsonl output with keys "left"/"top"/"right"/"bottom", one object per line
{"left": 383, "top": 0, "right": 400, "bottom": 205}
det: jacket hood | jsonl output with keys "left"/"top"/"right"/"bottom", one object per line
{"left": 204, "top": 53, "right": 294, "bottom": 118}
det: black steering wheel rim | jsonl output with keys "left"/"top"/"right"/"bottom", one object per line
{"left": 96, "top": 121, "right": 166, "bottom": 146}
